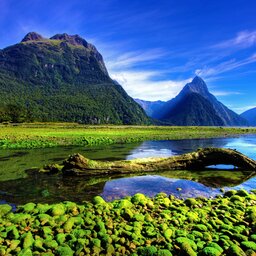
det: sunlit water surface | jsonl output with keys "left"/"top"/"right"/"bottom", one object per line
{"left": 0, "top": 135, "right": 256, "bottom": 204}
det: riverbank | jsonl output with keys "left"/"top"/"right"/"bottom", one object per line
{"left": 0, "top": 123, "right": 255, "bottom": 149}
{"left": 0, "top": 190, "right": 255, "bottom": 255}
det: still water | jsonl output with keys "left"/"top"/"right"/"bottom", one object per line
{"left": 0, "top": 135, "right": 256, "bottom": 205}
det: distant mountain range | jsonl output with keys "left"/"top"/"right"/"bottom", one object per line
{"left": 0, "top": 32, "right": 149, "bottom": 124}
{"left": 134, "top": 99, "right": 165, "bottom": 118}
{"left": 136, "top": 76, "right": 248, "bottom": 126}
{"left": 241, "top": 108, "right": 256, "bottom": 126}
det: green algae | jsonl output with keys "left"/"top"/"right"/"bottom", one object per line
{"left": 0, "top": 190, "right": 255, "bottom": 255}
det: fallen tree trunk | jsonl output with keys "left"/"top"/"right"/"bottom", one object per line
{"left": 62, "top": 147, "right": 256, "bottom": 176}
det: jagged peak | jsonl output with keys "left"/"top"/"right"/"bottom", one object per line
{"left": 21, "top": 32, "right": 44, "bottom": 42}
{"left": 50, "top": 33, "right": 88, "bottom": 47}
{"left": 192, "top": 76, "right": 205, "bottom": 84}
{"left": 182, "top": 76, "right": 209, "bottom": 96}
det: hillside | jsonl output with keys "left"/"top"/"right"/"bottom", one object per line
{"left": 134, "top": 99, "right": 165, "bottom": 118}
{"left": 136, "top": 76, "right": 247, "bottom": 126}
{"left": 241, "top": 108, "right": 256, "bottom": 126}
{"left": 0, "top": 32, "right": 149, "bottom": 124}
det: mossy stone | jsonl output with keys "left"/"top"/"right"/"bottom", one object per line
{"left": 180, "top": 242, "right": 197, "bottom": 256}
{"left": 185, "top": 198, "right": 198, "bottom": 207}
{"left": 227, "top": 244, "right": 246, "bottom": 256}
{"left": 164, "top": 229, "right": 173, "bottom": 240}
{"left": 131, "top": 193, "right": 148, "bottom": 206}
{"left": 157, "top": 249, "right": 172, "bottom": 256}
{"left": 236, "top": 189, "right": 249, "bottom": 197}
{"left": 17, "top": 248, "right": 33, "bottom": 256}
{"left": 20, "top": 203, "right": 36, "bottom": 213}
{"left": 138, "top": 245, "right": 157, "bottom": 256}
{"left": 51, "top": 204, "right": 65, "bottom": 216}
{"left": 0, "top": 204, "right": 12, "bottom": 217}
{"left": 23, "top": 232, "right": 34, "bottom": 249}
{"left": 224, "top": 190, "right": 237, "bottom": 197}
{"left": 241, "top": 241, "right": 256, "bottom": 251}
{"left": 176, "top": 237, "right": 197, "bottom": 251}
{"left": 202, "top": 246, "right": 222, "bottom": 256}
{"left": 56, "top": 245, "right": 74, "bottom": 256}
{"left": 92, "top": 196, "right": 106, "bottom": 205}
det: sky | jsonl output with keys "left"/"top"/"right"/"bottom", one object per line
{"left": 0, "top": 0, "right": 256, "bottom": 113}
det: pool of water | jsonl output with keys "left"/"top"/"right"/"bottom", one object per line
{"left": 0, "top": 135, "right": 256, "bottom": 204}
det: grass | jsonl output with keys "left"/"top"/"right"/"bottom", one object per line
{"left": 0, "top": 123, "right": 256, "bottom": 149}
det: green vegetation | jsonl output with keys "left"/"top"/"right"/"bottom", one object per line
{"left": 0, "top": 123, "right": 256, "bottom": 149}
{"left": 0, "top": 35, "right": 149, "bottom": 125}
{"left": 0, "top": 190, "right": 255, "bottom": 255}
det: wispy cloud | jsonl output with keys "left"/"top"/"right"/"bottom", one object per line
{"left": 231, "top": 105, "right": 256, "bottom": 114}
{"left": 110, "top": 70, "right": 190, "bottom": 101}
{"left": 106, "top": 49, "right": 167, "bottom": 70}
{"left": 214, "top": 30, "right": 256, "bottom": 49}
{"left": 195, "top": 54, "right": 256, "bottom": 77}
{"left": 211, "top": 90, "right": 242, "bottom": 96}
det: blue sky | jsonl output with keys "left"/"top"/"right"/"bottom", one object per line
{"left": 0, "top": 0, "right": 256, "bottom": 113}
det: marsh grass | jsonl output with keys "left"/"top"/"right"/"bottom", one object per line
{"left": 0, "top": 123, "right": 255, "bottom": 149}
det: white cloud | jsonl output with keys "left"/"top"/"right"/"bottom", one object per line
{"left": 211, "top": 90, "right": 242, "bottom": 96}
{"left": 195, "top": 54, "right": 256, "bottom": 77}
{"left": 110, "top": 70, "right": 190, "bottom": 101}
{"left": 231, "top": 105, "right": 256, "bottom": 114}
{"left": 214, "top": 30, "right": 256, "bottom": 49}
{"left": 106, "top": 49, "right": 166, "bottom": 70}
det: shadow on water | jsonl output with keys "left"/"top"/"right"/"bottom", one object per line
{"left": 1, "top": 134, "right": 256, "bottom": 205}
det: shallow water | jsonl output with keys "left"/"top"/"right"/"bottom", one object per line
{"left": 0, "top": 135, "right": 256, "bottom": 204}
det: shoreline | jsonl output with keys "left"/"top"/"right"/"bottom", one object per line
{"left": 0, "top": 123, "right": 256, "bottom": 149}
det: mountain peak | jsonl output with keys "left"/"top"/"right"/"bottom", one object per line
{"left": 182, "top": 76, "right": 209, "bottom": 97}
{"left": 50, "top": 33, "right": 88, "bottom": 47}
{"left": 21, "top": 32, "right": 44, "bottom": 42}
{"left": 192, "top": 76, "right": 205, "bottom": 84}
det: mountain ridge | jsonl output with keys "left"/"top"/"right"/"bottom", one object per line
{"left": 0, "top": 32, "right": 149, "bottom": 124}
{"left": 136, "top": 76, "right": 247, "bottom": 126}
{"left": 241, "top": 108, "right": 256, "bottom": 126}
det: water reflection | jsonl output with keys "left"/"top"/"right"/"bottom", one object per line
{"left": 0, "top": 135, "right": 256, "bottom": 204}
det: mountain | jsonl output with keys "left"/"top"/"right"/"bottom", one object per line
{"left": 0, "top": 32, "right": 149, "bottom": 124}
{"left": 152, "top": 76, "right": 247, "bottom": 126}
{"left": 241, "top": 108, "right": 256, "bottom": 126}
{"left": 134, "top": 99, "right": 165, "bottom": 118}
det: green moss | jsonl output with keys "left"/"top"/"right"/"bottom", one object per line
{"left": 176, "top": 237, "right": 197, "bottom": 251}
{"left": 17, "top": 248, "right": 33, "bottom": 256}
{"left": 193, "top": 224, "right": 208, "bottom": 232}
{"left": 93, "top": 196, "right": 106, "bottom": 205}
{"left": 51, "top": 204, "right": 65, "bottom": 216}
{"left": 0, "top": 204, "right": 12, "bottom": 217}
{"left": 22, "top": 232, "right": 34, "bottom": 249}
{"left": 132, "top": 193, "right": 148, "bottom": 206}
{"left": 202, "top": 247, "right": 222, "bottom": 256}
{"left": 138, "top": 246, "right": 158, "bottom": 256}
{"left": 56, "top": 245, "right": 74, "bottom": 256}
{"left": 180, "top": 242, "right": 197, "bottom": 256}
{"left": 184, "top": 198, "right": 198, "bottom": 207}
{"left": 227, "top": 244, "right": 246, "bottom": 256}
{"left": 241, "top": 241, "right": 256, "bottom": 251}
{"left": 163, "top": 229, "right": 173, "bottom": 240}
{"left": 157, "top": 249, "right": 172, "bottom": 256}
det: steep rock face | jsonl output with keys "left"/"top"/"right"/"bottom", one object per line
{"left": 241, "top": 108, "right": 256, "bottom": 126}
{"left": 157, "top": 92, "right": 224, "bottom": 126}
{"left": 134, "top": 99, "right": 166, "bottom": 118}
{"left": 0, "top": 33, "right": 149, "bottom": 124}
{"left": 21, "top": 32, "right": 44, "bottom": 42}
{"left": 153, "top": 76, "right": 247, "bottom": 126}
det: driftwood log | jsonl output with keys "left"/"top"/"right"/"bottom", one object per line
{"left": 62, "top": 148, "right": 256, "bottom": 176}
